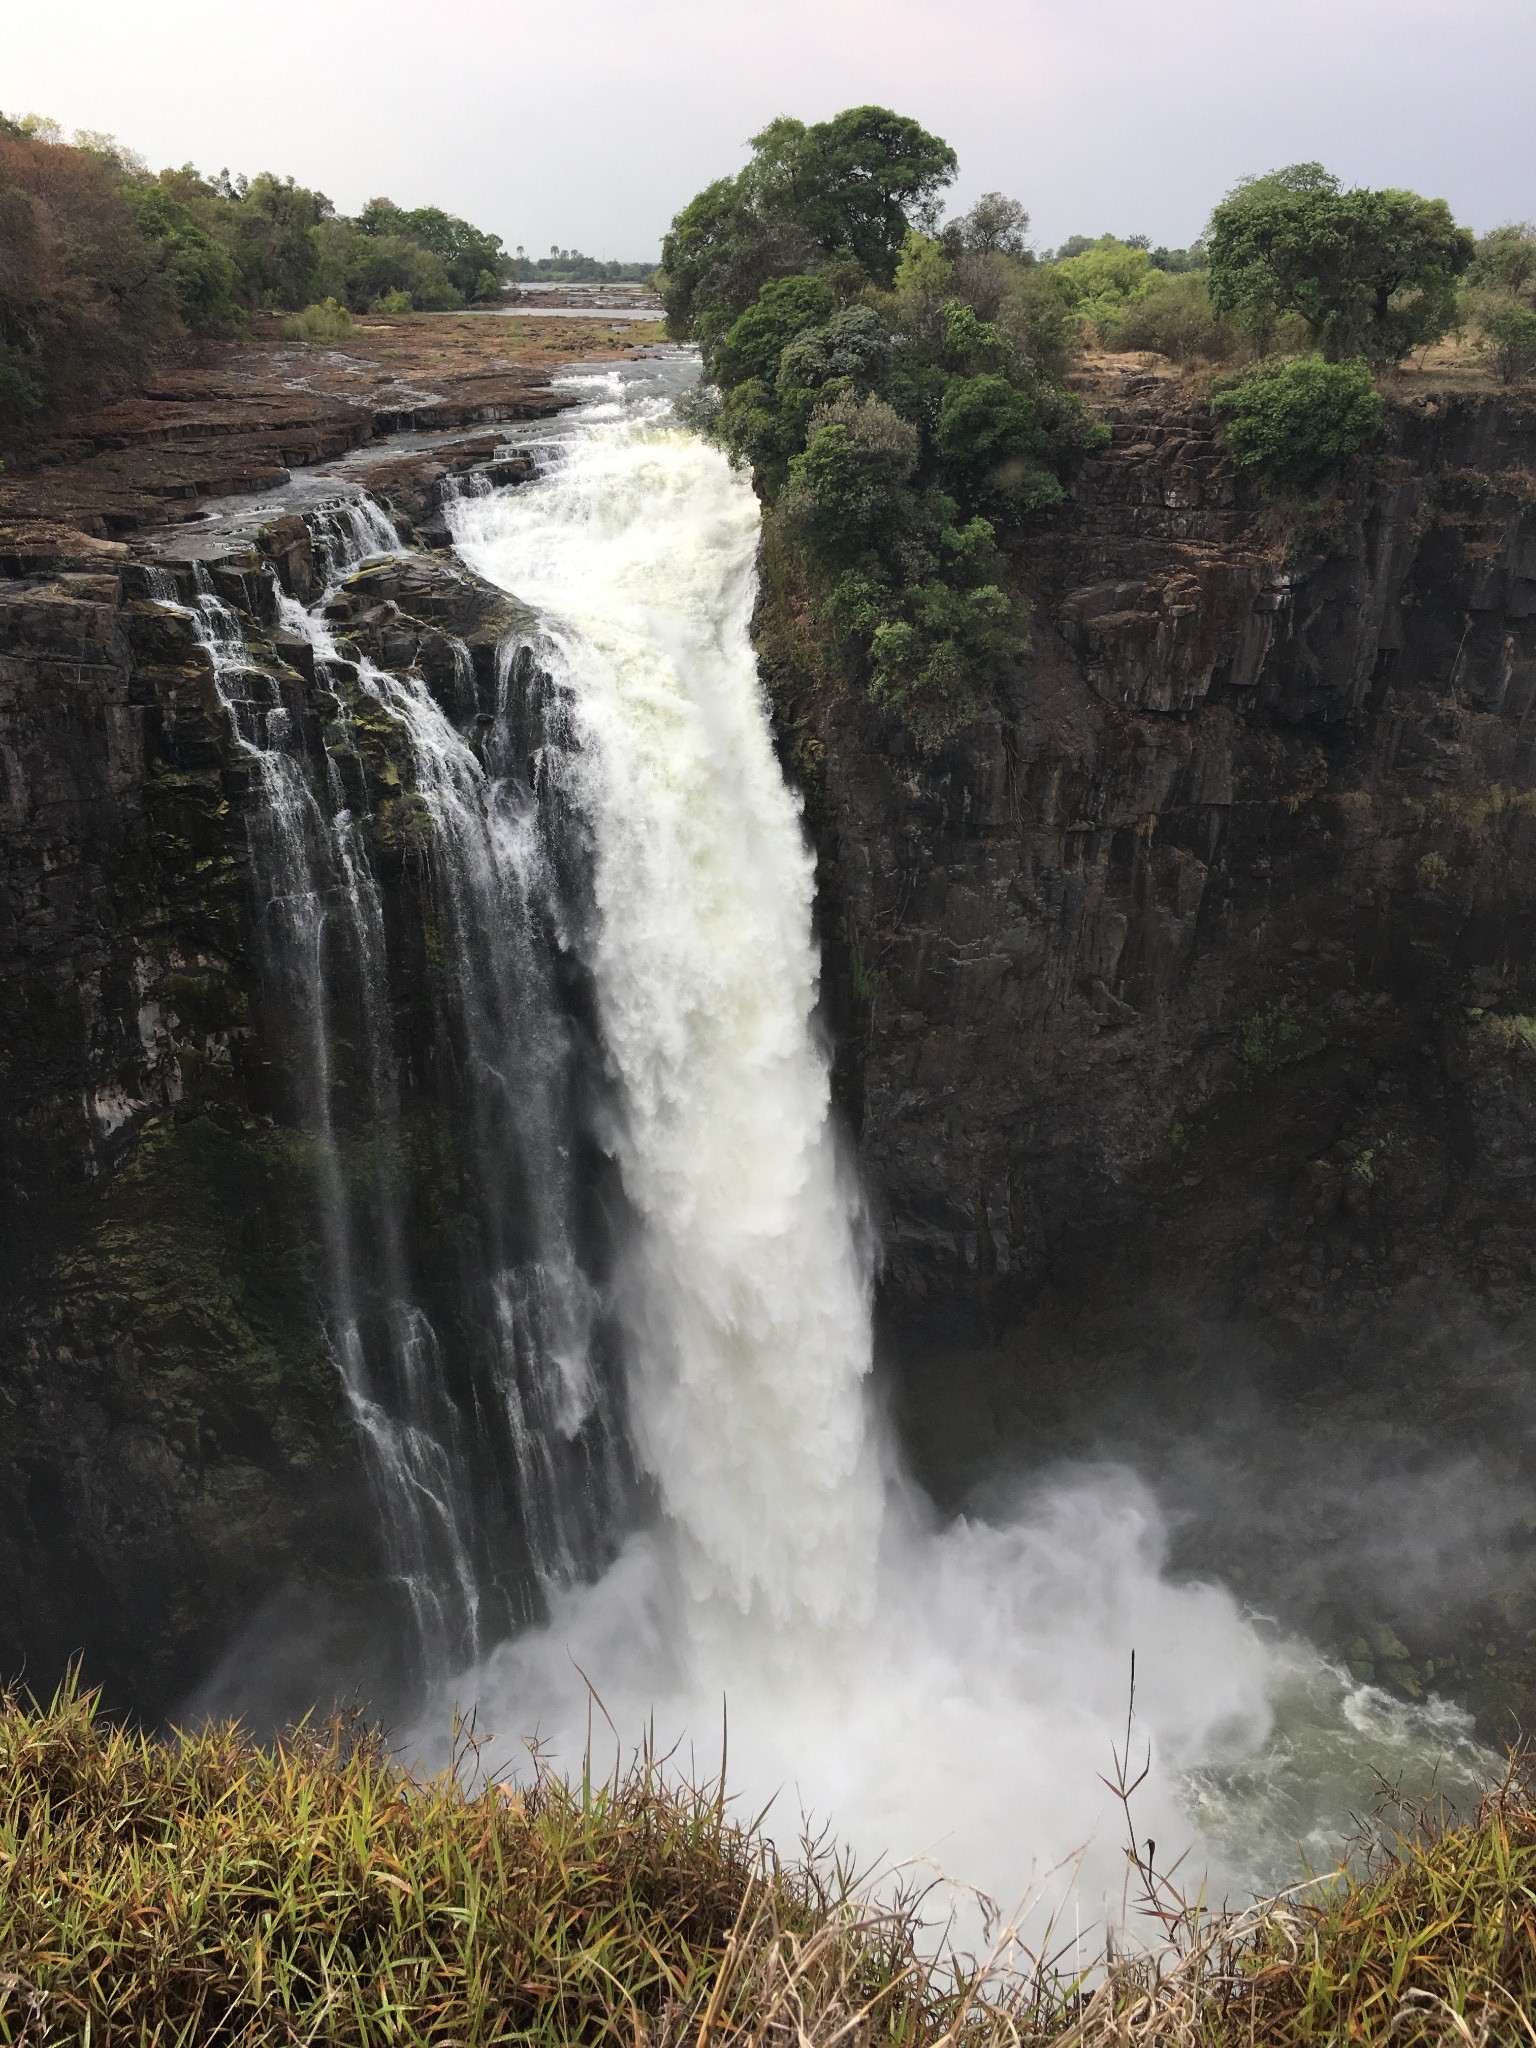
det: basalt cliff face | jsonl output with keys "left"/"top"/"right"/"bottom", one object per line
{"left": 0, "top": 503, "right": 605, "bottom": 1719}
{"left": 767, "top": 368, "right": 1536, "bottom": 1720}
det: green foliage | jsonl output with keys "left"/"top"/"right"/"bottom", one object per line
{"left": 357, "top": 196, "right": 512, "bottom": 301}
{"left": 1048, "top": 235, "right": 1166, "bottom": 333}
{"left": 510, "top": 248, "right": 654, "bottom": 282}
{"left": 659, "top": 104, "right": 956, "bottom": 342}
{"left": 1103, "top": 271, "right": 1239, "bottom": 364}
{"left": 664, "top": 110, "right": 1105, "bottom": 751}
{"left": 1211, "top": 356, "right": 1383, "bottom": 491}
{"left": 0, "top": 125, "right": 182, "bottom": 432}
{"left": 282, "top": 297, "right": 354, "bottom": 342}
{"left": 122, "top": 181, "right": 242, "bottom": 334}
{"left": 0, "top": 1679, "right": 1029, "bottom": 2048}
{"left": 0, "top": 117, "right": 518, "bottom": 432}
{"left": 1477, "top": 300, "right": 1536, "bottom": 384}
{"left": 313, "top": 218, "right": 460, "bottom": 312}
{"left": 1416, "top": 850, "right": 1450, "bottom": 890}
{"left": 218, "top": 170, "right": 332, "bottom": 308}
{"left": 9, "top": 1681, "right": 1536, "bottom": 2048}
{"left": 1239, "top": 1006, "right": 1305, "bottom": 1071}
{"left": 717, "top": 273, "right": 834, "bottom": 383}
{"left": 1468, "top": 222, "right": 1536, "bottom": 300}
{"left": 943, "top": 190, "right": 1031, "bottom": 259}
{"left": 1207, "top": 165, "right": 1474, "bottom": 363}
{"left": 1475, "top": 1010, "right": 1536, "bottom": 1054}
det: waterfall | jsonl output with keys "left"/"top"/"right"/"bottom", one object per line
{"left": 434, "top": 366, "right": 1491, "bottom": 1931}
{"left": 150, "top": 503, "right": 630, "bottom": 1694}
{"left": 161, "top": 364, "right": 1489, "bottom": 1927}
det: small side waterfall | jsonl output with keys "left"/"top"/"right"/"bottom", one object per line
{"left": 149, "top": 504, "right": 630, "bottom": 1684}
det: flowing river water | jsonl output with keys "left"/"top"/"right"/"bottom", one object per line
{"left": 174, "top": 354, "right": 1492, "bottom": 1942}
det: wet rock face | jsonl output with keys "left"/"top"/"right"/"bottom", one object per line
{"left": 0, "top": 527, "right": 539, "bottom": 1718}
{"left": 766, "top": 378, "right": 1536, "bottom": 1705}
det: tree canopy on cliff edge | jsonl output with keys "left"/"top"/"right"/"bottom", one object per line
{"left": 660, "top": 107, "right": 1105, "bottom": 752}
{"left": 1206, "top": 163, "right": 1475, "bottom": 364}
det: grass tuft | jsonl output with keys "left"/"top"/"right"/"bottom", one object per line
{"left": 3, "top": 1677, "right": 1535, "bottom": 2044}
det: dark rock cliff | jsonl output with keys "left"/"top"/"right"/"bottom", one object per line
{"left": 764, "top": 369, "right": 1536, "bottom": 1724}
{"left": 0, "top": 522, "right": 550, "bottom": 1717}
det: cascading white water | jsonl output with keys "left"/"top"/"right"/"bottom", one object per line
{"left": 442, "top": 368, "right": 1492, "bottom": 1933}
{"left": 152, "top": 505, "right": 632, "bottom": 1706}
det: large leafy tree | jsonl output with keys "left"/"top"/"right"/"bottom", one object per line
{"left": 357, "top": 198, "right": 510, "bottom": 301}
{"left": 1207, "top": 166, "right": 1473, "bottom": 364}
{"left": 660, "top": 105, "right": 956, "bottom": 345}
{"left": 662, "top": 109, "right": 1106, "bottom": 751}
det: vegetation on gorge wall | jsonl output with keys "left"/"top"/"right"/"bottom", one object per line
{"left": 662, "top": 113, "right": 1522, "bottom": 750}
{"left": 660, "top": 108, "right": 1107, "bottom": 750}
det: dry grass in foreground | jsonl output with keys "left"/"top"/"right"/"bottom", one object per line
{"left": 2, "top": 1679, "right": 1534, "bottom": 2046}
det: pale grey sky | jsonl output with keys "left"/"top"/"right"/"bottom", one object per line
{"left": 6, "top": 0, "right": 1532, "bottom": 259}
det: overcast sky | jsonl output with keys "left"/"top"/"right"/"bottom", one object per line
{"left": 7, "top": 0, "right": 1533, "bottom": 260}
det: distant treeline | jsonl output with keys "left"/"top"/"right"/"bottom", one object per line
{"left": 0, "top": 114, "right": 520, "bottom": 433}
{"left": 510, "top": 249, "right": 657, "bottom": 284}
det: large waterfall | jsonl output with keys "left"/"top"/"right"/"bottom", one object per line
{"left": 435, "top": 368, "right": 1490, "bottom": 1926}
{"left": 170, "top": 357, "right": 1489, "bottom": 1934}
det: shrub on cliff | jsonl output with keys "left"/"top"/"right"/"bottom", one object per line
{"left": 1104, "top": 271, "right": 1240, "bottom": 364}
{"left": 1211, "top": 355, "right": 1383, "bottom": 491}
{"left": 1477, "top": 301, "right": 1536, "bottom": 384}
{"left": 662, "top": 109, "right": 1105, "bottom": 752}
{"left": 1207, "top": 164, "right": 1474, "bottom": 364}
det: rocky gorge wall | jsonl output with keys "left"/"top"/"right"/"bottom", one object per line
{"left": 764, "top": 367, "right": 1536, "bottom": 1725}
{"left": 0, "top": 503, "right": 588, "bottom": 1719}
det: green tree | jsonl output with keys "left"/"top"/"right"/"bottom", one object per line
{"left": 663, "top": 106, "right": 1110, "bottom": 751}
{"left": 660, "top": 105, "right": 956, "bottom": 341}
{"left": 1047, "top": 235, "right": 1167, "bottom": 336}
{"left": 1468, "top": 222, "right": 1536, "bottom": 301}
{"left": 942, "top": 191, "right": 1031, "bottom": 259}
{"left": 715, "top": 274, "right": 833, "bottom": 384}
{"left": 122, "top": 182, "right": 240, "bottom": 334}
{"left": 221, "top": 172, "right": 331, "bottom": 308}
{"left": 357, "top": 198, "right": 510, "bottom": 301}
{"left": 1207, "top": 168, "right": 1474, "bottom": 363}
{"left": 1211, "top": 355, "right": 1383, "bottom": 489}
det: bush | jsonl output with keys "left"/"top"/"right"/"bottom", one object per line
{"left": 282, "top": 296, "right": 354, "bottom": 342}
{"left": 1105, "top": 272, "right": 1239, "bottom": 364}
{"left": 1477, "top": 300, "right": 1536, "bottom": 383}
{"left": 1211, "top": 355, "right": 1382, "bottom": 490}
